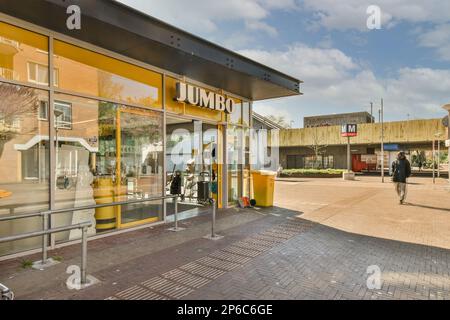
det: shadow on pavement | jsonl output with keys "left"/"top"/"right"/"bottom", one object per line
{"left": 404, "top": 202, "right": 450, "bottom": 212}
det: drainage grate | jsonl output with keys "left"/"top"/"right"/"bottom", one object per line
{"left": 209, "top": 250, "right": 253, "bottom": 264}
{"left": 162, "top": 269, "right": 211, "bottom": 289}
{"left": 180, "top": 262, "right": 227, "bottom": 280}
{"left": 142, "top": 277, "right": 194, "bottom": 299}
{"left": 196, "top": 256, "right": 241, "bottom": 271}
{"left": 115, "top": 285, "right": 167, "bottom": 300}
{"left": 222, "top": 245, "right": 262, "bottom": 258}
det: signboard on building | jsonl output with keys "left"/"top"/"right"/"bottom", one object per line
{"left": 384, "top": 144, "right": 400, "bottom": 151}
{"left": 341, "top": 124, "right": 358, "bottom": 137}
{"left": 176, "top": 82, "right": 235, "bottom": 114}
{"left": 361, "top": 154, "right": 377, "bottom": 164}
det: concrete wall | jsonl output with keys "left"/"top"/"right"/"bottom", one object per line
{"left": 280, "top": 119, "right": 447, "bottom": 147}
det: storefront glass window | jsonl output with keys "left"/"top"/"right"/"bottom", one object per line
{"left": 0, "top": 82, "right": 49, "bottom": 256}
{"left": 243, "top": 127, "right": 251, "bottom": 198}
{"left": 227, "top": 125, "right": 243, "bottom": 205}
{"left": 242, "top": 102, "right": 250, "bottom": 127}
{"left": 0, "top": 22, "right": 49, "bottom": 85}
{"left": 52, "top": 93, "right": 163, "bottom": 242}
{"left": 54, "top": 40, "right": 162, "bottom": 108}
{"left": 228, "top": 99, "right": 242, "bottom": 125}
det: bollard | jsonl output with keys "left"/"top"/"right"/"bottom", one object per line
{"left": 81, "top": 226, "right": 88, "bottom": 285}
{"left": 203, "top": 198, "right": 223, "bottom": 240}
{"left": 168, "top": 196, "right": 185, "bottom": 232}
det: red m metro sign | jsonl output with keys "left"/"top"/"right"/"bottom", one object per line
{"left": 341, "top": 124, "right": 358, "bottom": 137}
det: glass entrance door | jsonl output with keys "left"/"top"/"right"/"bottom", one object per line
{"left": 117, "top": 107, "right": 163, "bottom": 228}
{"left": 165, "top": 116, "right": 220, "bottom": 217}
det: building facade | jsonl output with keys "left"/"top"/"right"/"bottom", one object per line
{"left": 280, "top": 119, "right": 448, "bottom": 172}
{"left": 0, "top": 0, "right": 301, "bottom": 257}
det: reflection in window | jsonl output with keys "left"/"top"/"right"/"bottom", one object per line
{"left": 228, "top": 99, "right": 242, "bottom": 125}
{"left": 52, "top": 93, "right": 164, "bottom": 243}
{"left": 54, "top": 40, "right": 162, "bottom": 108}
{"left": 0, "top": 22, "right": 49, "bottom": 85}
{"left": 54, "top": 101, "right": 72, "bottom": 129}
{"left": 0, "top": 82, "right": 49, "bottom": 256}
{"left": 227, "top": 126, "right": 243, "bottom": 205}
{"left": 38, "top": 100, "right": 49, "bottom": 121}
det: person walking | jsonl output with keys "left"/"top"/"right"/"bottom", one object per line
{"left": 391, "top": 152, "right": 411, "bottom": 204}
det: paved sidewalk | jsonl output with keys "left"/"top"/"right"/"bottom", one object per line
{"left": 1, "top": 176, "right": 450, "bottom": 300}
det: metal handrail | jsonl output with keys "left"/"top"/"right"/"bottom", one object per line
{"left": 0, "top": 221, "right": 92, "bottom": 286}
{"left": 0, "top": 221, "right": 91, "bottom": 243}
{"left": 0, "top": 194, "right": 178, "bottom": 222}
{"left": 0, "top": 194, "right": 180, "bottom": 287}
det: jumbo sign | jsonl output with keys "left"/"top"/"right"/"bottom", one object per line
{"left": 176, "top": 82, "right": 235, "bottom": 114}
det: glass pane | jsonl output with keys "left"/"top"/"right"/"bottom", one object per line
{"left": 228, "top": 99, "right": 242, "bottom": 125}
{"left": 243, "top": 127, "right": 251, "bottom": 198}
{"left": 0, "top": 82, "right": 49, "bottom": 256}
{"left": 53, "top": 94, "right": 164, "bottom": 241}
{"left": 0, "top": 22, "right": 49, "bottom": 84}
{"left": 118, "top": 107, "right": 163, "bottom": 226}
{"left": 54, "top": 40, "right": 162, "bottom": 108}
{"left": 227, "top": 125, "right": 243, "bottom": 205}
{"left": 242, "top": 102, "right": 250, "bottom": 127}
{"left": 37, "top": 64, "right": 49, "bottom": 85}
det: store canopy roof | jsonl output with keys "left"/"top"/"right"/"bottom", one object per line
{"left": 0, "top": 0, "right": 303, "bottom": 101}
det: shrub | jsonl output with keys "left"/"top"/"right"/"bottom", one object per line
{"left": 281, "top": 169, "right": 346, "bottom": 176}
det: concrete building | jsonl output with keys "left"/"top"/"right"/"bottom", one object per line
{"left": 279, "top": 118, "right": 448, "bottom": 172}
{"left": 304, "top": 111, "right": 374, "bottom": 128}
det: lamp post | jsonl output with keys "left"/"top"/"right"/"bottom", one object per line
{"left": 442, "top": 104, "right": 450, "bottom": 184}
{"left": 380, "top": 99, "right": 385, "bottom": 183}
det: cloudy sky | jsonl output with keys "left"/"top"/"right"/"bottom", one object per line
{"left": 118, "top": 0, "right": 450, "bottom": 127}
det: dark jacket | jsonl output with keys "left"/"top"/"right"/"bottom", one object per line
{"left": 392, "top": 158, "right": 411, "bottom": 183}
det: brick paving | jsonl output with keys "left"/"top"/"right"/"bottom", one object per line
{"left": 1, "top": 176, "right": 450, "bottom": 300}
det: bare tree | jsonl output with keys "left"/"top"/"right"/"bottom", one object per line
{"left": 0, "top": 84, "right": 39, "bottom": 157}
{"left": 307, "top": 127, "right": 328, "bottom": 169}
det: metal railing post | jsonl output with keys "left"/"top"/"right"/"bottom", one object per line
{"left": 41, "top": 212, "right": 49, "bottom": 264}
{"left": 204, "top": 198, "right": 223, "bottom": 240}
{"left": 81, "top": 226, "right": 88, "bottom": 285}
{"left": 211, "top": 199, "right": 216, "bottom": 238}
{"left": 168, "top": 196, "right": 185, "bottom": 232}
{"left": 174, "top": 196, "right": 178, "bottom": 230}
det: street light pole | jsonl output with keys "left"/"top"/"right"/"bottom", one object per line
{"left": 370, "top": 102, "right": 373, "bottom": 123}
{"left": 438, "top": 138, "right": 441, "bottom": 178}
{"left": 381, "top": 99, "right": 385, "bottom": 183}
{"left": 432, "top": 139, "right": 436, "bottom": 184}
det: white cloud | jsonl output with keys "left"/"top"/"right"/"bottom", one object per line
{"left": 418, "top": 23, "right": 450, "bottom": 61}
{"left": 242, "top": 44, "right": 450, "bottom": 126}
{"left": 117, "top": 0, "right": 293, "bottom": 37}
{"left": 301, "top": 0, "right": 450, "bottom": 31}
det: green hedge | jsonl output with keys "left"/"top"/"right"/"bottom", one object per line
{"left": 281, "top": 169, "right": 346, "bottom": 176}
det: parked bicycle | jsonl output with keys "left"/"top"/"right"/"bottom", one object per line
{"left": 0, "top": 283, "right": 14, "bottom": 300}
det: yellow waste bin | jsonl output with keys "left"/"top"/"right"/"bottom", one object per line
{"left": 94, "top": 177, "right": 116, "bottom": 231}
{"left": 251, "top": 170, "right": 277, "bottom": 207}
